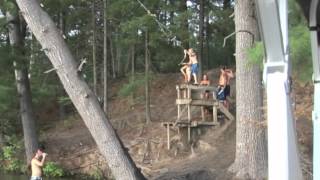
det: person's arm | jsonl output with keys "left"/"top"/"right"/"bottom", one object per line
{"left": 33, "top": 153, "right": 47, "bottom": 167}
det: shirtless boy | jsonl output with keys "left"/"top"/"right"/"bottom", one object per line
{"left": 217, "top": 66, "right": 234, "bottom": 109}
{"left": 186, "top": 48, "right": 199, "bottom": 84}
{"left": 30, "top": 147, "right": 47, "bottom": 180}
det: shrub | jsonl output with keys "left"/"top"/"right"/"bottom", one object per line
{"left": 43, "top": 161, "right": 64, "bottom": 177}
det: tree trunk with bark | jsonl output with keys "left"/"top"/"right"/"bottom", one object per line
{"left": 198, "top": 0, "right": 204, "bottom": 75}
{"left": 103, "top": 0, "right": 108, "bottom": 114}
{"left": 179, "top": 0, "right": 189, "bottom": 49}
{"left": 7, "top": 11, "right": 38, "bottom": 165}
{"left": 228, "top": 0, "right": 268, "bottom": 179}
{"left": 15, "top": 0, "right": 145, "bottom": 179}
{"left": 92, "top": 0, "right": 97, "bottom": 95}
{"left": 109, "top": 34, "right": 116, "bottom": 79}
{"left": 145, "top": 30, "right": 151, "bottom": 124}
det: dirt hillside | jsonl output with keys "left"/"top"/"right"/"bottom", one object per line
{"left": 38, "top": 71, "right": 313, "bottom": 179}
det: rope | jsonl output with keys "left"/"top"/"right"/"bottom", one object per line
{"left": 135, "top": 0, "right": 183, "bottom": 49}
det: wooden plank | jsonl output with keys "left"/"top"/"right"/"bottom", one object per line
{"left": 218, "top": 103, "right": 235, "bottom": 121}
{"left": 167, "top": 124, "right": 170, "bottom": 150}
{"left": 212, "top": 105, "right": 218, "bottom": 124}
{"left": 176, "top": 99, "right": 218, "bottom": 106}
{"left": 178, "top": 84, "right": 216, "bottom": 91}
{"left": 177, "top": 86, "right": 181, "bottom": 121}
{"left": 201, "top": 106, "right": 205, "bottom": 121}
{"left": 187, "top": 104, "right": 191, "bottom": 142}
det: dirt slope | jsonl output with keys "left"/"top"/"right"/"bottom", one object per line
{"left": 39, "top": 71, "right": 312, "bottom": 179}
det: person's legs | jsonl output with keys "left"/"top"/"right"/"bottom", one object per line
{"left": 180, "top": 66, "right": 187, "bottom": 82}
{"left": 191, "top": 64, "right": 199, "bottom": 84}
{"left": 224, "top": 85, "right": 231, "bottom": 110}
{"left": 193, "top": 73, "right": 198, "bottom": 84}
{"left": 186, "top": 66, "right": 191, "bottom": 83}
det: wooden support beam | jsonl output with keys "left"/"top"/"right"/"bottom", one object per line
{"left": 176, "top": 99, "right": 218, "bottom": 106}
{"left": 167, "top": 123, "right": 170, "bottom": 150}
{"left": 178, "top": 84, "right": 216, "bottom": 91}
{"left": 212, "top": 105, "right": 218, "bottom": 125}
{"left": 201, "top": 106, "right": 205, "bottom": 121}
{"left": 177, "top": 86, "right": 181, "bottom": 121}
{"left": 218, "top": 103, "right": 235, "bottom": 121}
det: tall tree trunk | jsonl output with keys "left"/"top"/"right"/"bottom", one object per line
{"left": 179, "top": 0, "right": 189, "bottom": 49}
{"left": 116, "top": 36, "right": 121, "bottom": 77}
{"left": 109, "top": 34, "right": 116, "bottom": 79}
{"left": 92, "top": 0, "right": 97, "bottom": 95}
{"left": 198, "top": 0, "right": 204, "bottom": 75}
{"left": 205, "top": 15, "right": 210, "bottom": 69}
{"left": 0, "top": 133, "right": 5, "bottom": 148}
{"left": 15, "top": 0, "right": 145, "bottom": 179}
{"left": 58, "top": 5, "right": 67, "bottom": 120}
{"left": 228, "top": 0, "right": 267, "bottom": 179}
{"left": 131, "top": 45, "right": 135, "bottom": 81}
{"left": 130, "top": 45, "right": 135, "bottom": 105}
{"left": 223, "top": 0, "right": 231, "bottom": 9}
{"left": 145, "top": 30, "right": 151, "bottom": 124}
{"left": 7, "top": 11, "right": 38, "bottom": 165}
{"left": 103, "top": 0, "right": 108, "bottom": 114}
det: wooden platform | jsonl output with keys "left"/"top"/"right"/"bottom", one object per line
{"left": 161, "top": 83, "right": 235, "bottom": 150}
{"left": 176, "top": 99, "right": 218, "bottom": 106}
{"left": 161, "top": 120, "right": 219, "bottom": 149}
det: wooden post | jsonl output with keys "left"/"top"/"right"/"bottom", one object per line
{"left": 167, "top": 124, "right": 170, "bottom": 150}
{"left": 177, "top": 86, "right": 181, "bottom": 121}
{"left": 212, "top": 105, "right": 218, "bottom": 125}
{"left": 201, "top": 106, "right": 205, "bottom": 121}
{"left": 187, "top": 87, "right": 191, "bottom": 142}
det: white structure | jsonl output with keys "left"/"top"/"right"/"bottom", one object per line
{"left": 255, "top": 0, "right": 303, "bottom": 179}
{"left": 309, "top": 0, "right": 320, "bottom": 179}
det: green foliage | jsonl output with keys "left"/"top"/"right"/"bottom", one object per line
{"left": 43, "top": 161, "right": 64, "bottom": 177}
{"left": 89, "top": 167, "right": 104, "bottom": 180}
{"left": 289, "top": 25, "right": 312, "bottom": 82}
{"left": 118, "top": 74, "right": 147, "bottom": 97}
{"left": 0, "top": 136, "right": 25, "bottom": 173}
{"left": 247, "top": 42, "right": 264, "bottom": 69}
{"left": 2, "top": 0, "right": 18, "bottom": 15}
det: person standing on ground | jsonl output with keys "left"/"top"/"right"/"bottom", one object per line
{"left": 224, "top": 67, "right": 234, "bottom": 109}
{"left": 186, "top": 48, "right": 199, "bottom": 84}
{"left": 30, "top": 146, "right": 47, "bottom": 180}
{"left": 200, "top": 74, "right": 211, "bottom": 114}
{"left": 217, "top": 66, "right": 227, "bottom": 105}
{"left": 200, "top": 74, "right": 211, "bottom": 99}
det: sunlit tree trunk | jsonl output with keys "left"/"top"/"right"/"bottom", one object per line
{"left": 145, "top": 30, "right": 151, "bottom": 124}
{"left": 103, "top": 0, "right": 108, "bottom": 114}
{"left": 15, "top": 0, "right": 146, "bottom": 179}
{"left": 205, "top": 15, "right": 210, "bottom": 69}
{"left": 92, "top": 0, "right": 97, "bottom": 95}
{"left": 7, "top": 11, "right": 38, "bottom": 165}
{"left": 116, "top": 35, "right": 121, "bottom": 77}
{"left": 179, "top": 0, "right": 189, "bottom": 49}
{"left": 198, "top": 0, "right": 204, "bottom": 75}
{"left": 109, "top": 34, "right": 116, "bottom": 79}
{"left": 228, "top": 0, "right": 268, "bottom": 179}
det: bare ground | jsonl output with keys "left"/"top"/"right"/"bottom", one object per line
{"left": 37, "top": 71, "right": 313, "bottom": 179}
